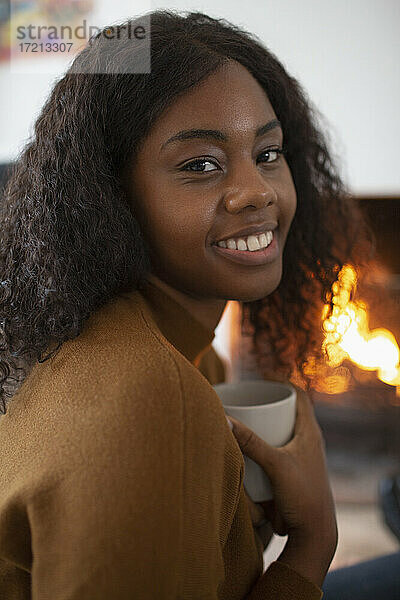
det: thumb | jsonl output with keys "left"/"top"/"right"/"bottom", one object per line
{"left": 260, "top": 499, "right": 289, "bottom": 537}
{"left": 226, "top": 415, "right": 276, "bottom": 469}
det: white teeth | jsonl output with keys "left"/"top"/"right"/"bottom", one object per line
{"left": 258, "top": 232, "right": 268, "bottom": 247}
{"left": 217, "top": 230, "right": 274, "bottom": 251}
{"left": 246, "top": 235, "right": 261, "bottom": 251}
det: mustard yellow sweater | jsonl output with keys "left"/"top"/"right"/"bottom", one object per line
{"left": 0, "top": 279, "right": 323, "bottom": 599}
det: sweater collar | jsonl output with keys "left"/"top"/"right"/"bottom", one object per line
{"left": 137, "top": 278, "right": 216, "bottom": 367}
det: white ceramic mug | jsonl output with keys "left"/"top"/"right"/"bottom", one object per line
{"left": 213, "top": 380, "right": 297, "bottom": 502}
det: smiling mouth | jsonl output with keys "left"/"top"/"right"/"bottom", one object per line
{"left": 211, "top": 230, "right": 279, "bottom": 266}
{"left": 212, "top": 230, "right": 274, "bottom": 252}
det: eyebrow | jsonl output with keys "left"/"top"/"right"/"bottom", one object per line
{"left": 160, "top": 118, "right": 282, "bottom": 151}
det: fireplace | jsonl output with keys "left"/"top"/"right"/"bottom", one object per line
{"left": 223, "top": 196, "right": 400, "bottom": 550}
{"left": 310, "top": 198, "right": 400, "bottom": 454}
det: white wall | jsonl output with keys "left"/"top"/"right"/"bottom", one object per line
{"left": 152, "top": 0, "right": 400, "bottom": 196}
{"left": 1, "top": 0, "right": 399, "bottom": 195}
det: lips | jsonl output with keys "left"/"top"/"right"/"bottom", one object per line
{"left": 211, "top": 231, "right": 279, "bottom": 266}
{"left": 213, "top": 222, "right": 278, "bottom": 244}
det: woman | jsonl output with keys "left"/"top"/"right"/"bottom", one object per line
{"left": 1, "top": 8, "right": 395, "bottom": 600}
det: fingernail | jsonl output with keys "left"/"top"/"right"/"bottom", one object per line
{"left": 226, "top": 416, "right": 233, "bottom": 430}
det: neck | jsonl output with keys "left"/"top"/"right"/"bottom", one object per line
{"left": 145, "top": 273, "right": 227, "bottom": 332}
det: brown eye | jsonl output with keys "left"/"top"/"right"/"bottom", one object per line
{"left": 181, "top": 158, "right": 218, "bottom": 173}
{"left": 257, "top": 147, "right": 285, "bottom": 164}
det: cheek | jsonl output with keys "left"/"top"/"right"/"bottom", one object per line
{"left": 288, "top": 189, "right": 297, "bottom": 223}
{"left": 280, "top": 169, "right": 297, "bottom": 225}
{"left": 139, "top": 197, "right": 209, "bottom": 262}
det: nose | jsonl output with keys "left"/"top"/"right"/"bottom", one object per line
{"left": 222, "top": 167, "right": 277, "bottom": 214}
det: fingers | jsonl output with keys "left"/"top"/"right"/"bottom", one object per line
{"left": 259, "top": 499, "right": 288, "bottom": 536}
{"left": 259, "top": 499, "right": 275, "bottom": 522}
{"left": 227, "top": 415, "right": 276, "bottom": 468}
{"left": 292, "top": 388, "right": 319, "bottom": 435}
{"left": 227, "top": 389, "right": 321, "bottom": 460}
{"left": 244, "top": 486, "right": 266, "bottom": 526}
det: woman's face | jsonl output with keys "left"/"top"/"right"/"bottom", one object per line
{"left": 127, "top": 60, "right": 297, "bottom": 303}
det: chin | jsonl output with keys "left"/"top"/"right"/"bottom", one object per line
{"left": 230, "top": 267, "right": 283, "bottom": 302}
{"left": 225, "top": 282, "right": 281, "bottom": 303}
{"left": 235, "top": 289, "right": 276, "bottom": 303}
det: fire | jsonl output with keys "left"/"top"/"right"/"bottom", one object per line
{"left": 322, "top": 264, "right": 400, "bottom": 393}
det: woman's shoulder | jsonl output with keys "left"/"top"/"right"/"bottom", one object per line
{"left": 4, "top": 292, "right": 183, "bottom": 423}
{"left": 0, "top": 293, "right": 187, "bottom": 488}
{"left": 49, "top": 290, "right": 173, "bottom": 372}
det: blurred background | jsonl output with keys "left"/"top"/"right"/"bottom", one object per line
{"left": 1, "top": 0, "right": 399, "bottom": 574}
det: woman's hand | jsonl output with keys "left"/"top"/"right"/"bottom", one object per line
{"left": 227, "top": 387, "right": 338, "bottom": 552}
{"left": 243, "top": 487, "right": 274, "bottom": 550}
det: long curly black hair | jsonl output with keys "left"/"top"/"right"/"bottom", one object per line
{"left": 0, "top": 9, "right": 373, "bottom": 414}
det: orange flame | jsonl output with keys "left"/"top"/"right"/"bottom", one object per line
{"left": 322, "top": 264, "right": 400, "bottom": 396}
